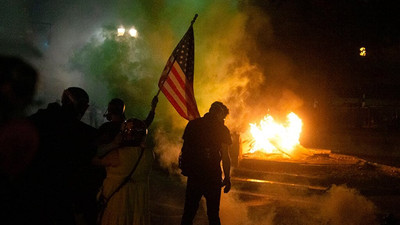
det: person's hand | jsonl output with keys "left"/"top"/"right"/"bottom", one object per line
{"left": 222, "top": 177, "right": 231, "bottom": 193}
{"left": 151, "top": 96, "right": 158, "bottom": 110}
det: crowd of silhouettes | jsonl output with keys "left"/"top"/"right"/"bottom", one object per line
{"left": 0, "top": 54, "right": 160, "bottom": 225}
{"left": 0, "top": 54, "right": 234, "bottom": 225}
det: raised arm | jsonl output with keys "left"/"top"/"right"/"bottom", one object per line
{"left": 144, "top": 95, "right": 158, "bottom": 127}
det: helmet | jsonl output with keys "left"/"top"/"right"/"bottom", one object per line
{"left": 120, "top": 118, "right": 147, "bottom": 147}
{"left": 103, "top": 98, "right": 125, "bottom": 120}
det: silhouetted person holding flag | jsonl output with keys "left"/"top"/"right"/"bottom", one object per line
{"left": 94, "top": 96, "right": 158, "bottom": 225}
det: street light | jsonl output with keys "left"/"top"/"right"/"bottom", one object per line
{"left": 117, "top": 26, "right": 138, "bottom": 38}
{"left": 128, "top": 27, "right": 137, "bottom": 37}
{"left": 360, "top": 47, "right": 367, "bottom": 56}
{"left": 117, "top": 26, "right": 125, "bottom": 36}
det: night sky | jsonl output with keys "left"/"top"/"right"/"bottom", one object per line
{"left": 250, "top": 0, "right": 400, "bottom": 99}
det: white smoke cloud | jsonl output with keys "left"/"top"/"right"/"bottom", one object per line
{"left": 153, "top": 128, "right": 182, "bottom": 175}
{"left": 319, "top": 185, "right": 378, "bottom": 225}
{"left": 29, "top": 0, "right": 114, "bottom": 106}
{"left": 217, "top": 184, "right": 378, "bottom": 225}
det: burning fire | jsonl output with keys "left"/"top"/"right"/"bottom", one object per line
{"left": 243, "top": 112, "right": 304, "bottom": 159}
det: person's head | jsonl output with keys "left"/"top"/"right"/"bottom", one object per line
{"left": 120, "top": 118, "right": 147, "bottom": 146}
{"left": 61, "top": 87, "right": 89, "bottom": 120}
{"left": 104, "top": 98, "right": 125, "bottom": 122}
{"left": 209, "top": 101, "right": 229, "bottom": 121}
{"left": 0, "top": 56, "right": 38, "bottom": 122}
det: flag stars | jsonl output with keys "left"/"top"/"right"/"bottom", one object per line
{"left": 170, "top": 30, "right": 195, "bottom": 82}
{"left": 158, "top": 26, "right": 199, "bottom": 120}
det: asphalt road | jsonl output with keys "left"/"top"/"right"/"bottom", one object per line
{"left": 149, "top": 153, "right": 400, "bottom": 225}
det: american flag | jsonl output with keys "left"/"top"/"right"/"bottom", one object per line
{"left": 158, "top": 24, "right": 200, "bottom": 120}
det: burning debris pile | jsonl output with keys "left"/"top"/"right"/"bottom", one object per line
{"left": 240, "top": 112, "right": 332, "bottom": 162}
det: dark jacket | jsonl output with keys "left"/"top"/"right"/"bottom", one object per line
{"left": 180, "top": 113, "right": 232, "bottom": 181}
{"left": 16, "top": 102, "right": 97, "bottom": 224}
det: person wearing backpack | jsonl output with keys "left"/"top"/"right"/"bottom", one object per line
{"left": 179, "top": 101, "right": 232, "bottom": 225}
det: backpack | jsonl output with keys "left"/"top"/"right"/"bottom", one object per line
{"left": 178, "top": 117, "right": 222, "bottom": 177}
{"left": 179, "top": 142, "right": 198, "bottom": 176}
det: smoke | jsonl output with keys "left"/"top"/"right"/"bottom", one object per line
{"left": 319, "top": 185, "right": 378, "bottom": 225}
{"left": 217, "top": 184, "right": 378, "bottom": 225}
{"left": 220, "top": 191, "right": 275, "bottom": 225}
{"left": 28, "top": 0, "right": 114, "bottom": 105}
{"left": 16, "top": 0, "right": 312, "bottom": 172}
{"left": 153, "top": 128, "right": 181, "bottom": 175}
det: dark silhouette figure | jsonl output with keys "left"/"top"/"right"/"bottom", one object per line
{"left": 0, "top": 56, "right": 39, "bottom": 225}
{"left": 95, "top": 96, "right": 158, "bottom": 156}
{"left": 0, "top": 55, "right": 39, "bottom": 177}
{"left": 93, "top": 96, "right": 158, "bottom": 225}
{"left": 180, "top": 101, "right": 232, "bottom": 225}
{"left": 19, "top": 87, "right": 97, "bottom": 225}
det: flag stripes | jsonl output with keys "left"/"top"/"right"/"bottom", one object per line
{"left": 161, "top": 61, "right": 199, "bottom": 120}
{"left": 158, "top": 23, "right": 200, "bottom": 120}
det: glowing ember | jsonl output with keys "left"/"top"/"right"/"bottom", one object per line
{"left": 244, "top": 112, "right": 303, "bottom": 159}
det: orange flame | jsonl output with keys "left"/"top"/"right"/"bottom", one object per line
{"left": 243, "top": 112, "right": 303, "bottom": 159}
